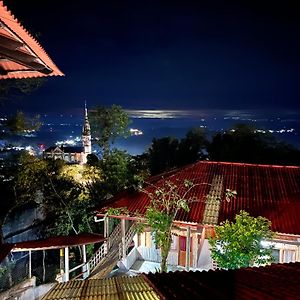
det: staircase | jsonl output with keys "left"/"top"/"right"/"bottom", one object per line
{"left": 85, "top": 221, "right": 136, "bottom": 279}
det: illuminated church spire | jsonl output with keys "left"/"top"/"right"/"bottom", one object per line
{"left": 82, "top": 101, "right": 91, "bottom": 162}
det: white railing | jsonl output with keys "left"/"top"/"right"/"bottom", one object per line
{"left": 118, "top": 223, "right": 136, "bottom": 259}
{"left": 87, "top": 242, "right": 107, "bottom": 271}
{"left": 107, "top": 222, "right": 122, "bottom": 249}
{"left": 85, "top": 222, "right": 122, "bottom": 276}
{"left": 84, "top": 221, "right": 136, "bottom": 278}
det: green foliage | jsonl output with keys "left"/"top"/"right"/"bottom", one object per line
{"left": 105, "top": 207, "right": 129, "bottom": 217}
{"left": 147, "top": 128, "right": 209, "bottom": 175}
{"left": 209, "top": 211, "right": 275, "bottom": 269}
{"left": 13, "top": 153, "right": 99, "bottom": 237}
{"left": 5, "top": 111, "right": 42, "bottom": 134}
{"left": 97, "top": 149, "right": 145, "bottom": 196}
{"left": 89, "top": 105, "right": 131, "bottom": 155}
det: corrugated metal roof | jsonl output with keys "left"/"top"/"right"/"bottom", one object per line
{"left": 13, "top": 234, "right": 104, "bottom": 251}
{"left": 0, "top": 1, "right": 64, "bottom": 79}
{"left": 43, "top": 276, "right": 160, "bottom": 300}
{"left": 98, "top": 161, "right": 300, "bottom": 234}
{"left": 145, "top": 262, "right": 300, "bottom": 300}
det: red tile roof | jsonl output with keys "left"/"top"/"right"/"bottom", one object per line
{"left": 0, "top": 1, "right": 64, "bottom": 79}
{"left": 0, "top": 234, "right": 104, "bottom": 262}
{"left": 144, "top": 262, "right": 300, "bottom": 300}
{"left": 98, "top": 161, "right": 300, "bottom": 235}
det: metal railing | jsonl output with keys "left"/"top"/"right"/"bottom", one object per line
{"left": 86, "top": 222, "right": 123, "bottom": 276}
{"left": 119, "top": 223, "right": 136, "bottom": 259}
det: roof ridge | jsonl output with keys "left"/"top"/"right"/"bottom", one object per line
{"left": 1, "top": 1, "right": 50, "bottom": 56}
{"left": 195, "top": 160, "right": 300, "bottom": 169}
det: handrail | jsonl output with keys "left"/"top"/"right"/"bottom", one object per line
{"left": 107, "top": 222, "right": 122, "bottom": 249}
{"left": 84, "top": 221, "right": 136, "bottom": 277}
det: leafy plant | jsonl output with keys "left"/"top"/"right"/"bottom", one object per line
{"left": 209, "top": 210, "right": 274, "bottom": 269}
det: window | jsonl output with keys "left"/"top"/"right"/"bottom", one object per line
{"left": 138, "top": 232, "right": 152, "bottom": 247}
{"left": 281, "top": 249, "right": 296, "bottom": 263}
{"left": 272, "top": 249, "right": 280, "bottom": 263}
{"left": 170, "top": 235, "right": 178, "bottom": 250}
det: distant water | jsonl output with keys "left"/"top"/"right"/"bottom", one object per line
{"left": 1, "top": 110, "right": 300, "bottom": 156}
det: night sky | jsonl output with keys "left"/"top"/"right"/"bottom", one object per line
{"left": 3, "top": 0, "right": 300, "bottom": 114}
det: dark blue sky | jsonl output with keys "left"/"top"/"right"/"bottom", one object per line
{"left": 3, "top": 0, "right": 300, "bottom": 114}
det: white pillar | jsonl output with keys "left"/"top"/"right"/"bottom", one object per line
{"left": 82, "top": 245, "right": 89, "bottom": 278}
{"left": 121, "top": 219, "right": 126, "bottom": 259}
{"left": 104, "top": 217, "right": 109, "bottom": 238}
{"left": 186, "top": 227, "right": 191, "bottom": 271}
{"left": 64, "top": 247, "right": 69, "bottom": 282}
{"left": 192, "top": 234, "right": 198, "bottom": 268}
{"left": 28, "top": 250, "right": 32, "bottom": 279}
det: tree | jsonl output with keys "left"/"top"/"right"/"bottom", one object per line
{"left": 209, "top": 211, "right": 274, "bottom": 269}
{"left": 176, "top": 127, "right": 209, "bottom": 167}
{"left": 5, "top": 111, "right": 42, "bottom": 134}
{"left": 89, "top": 105, "right": 131, "bottom": 156}
{"left": 13, "top": 153, "right": 98, "bottom": 236}
{"left": 147, "top": 137, "right": 179, "bottom": 175}
{"left": 146, "top": 128, "right": 209, "bottom": 175}
{"left": 96, "top": 149, "right": 145, "bottom": 198}
{"left": 208, "top": 123, "right": 300, "bottom": 165}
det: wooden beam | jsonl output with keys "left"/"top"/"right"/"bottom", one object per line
{"left": 186, "top": 226, "right": 191, "bottom": 271}
{"left": 121, "top": 219, "right": 126, "bottom": 259}
{"left": 0, "top": 45, "right": 52, "bottom": 74}
{"left": 0, "top": 34, "right": 23, "bottom": 50}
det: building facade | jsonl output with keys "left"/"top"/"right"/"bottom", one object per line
{"left": 82, "top": 102, "right": 92, "bottom": 164}
{"left": 44, "top": 104, "right": 92, "bottom": 164}
{"left": 97, "top": 161, "right": 300, "bottom": 272}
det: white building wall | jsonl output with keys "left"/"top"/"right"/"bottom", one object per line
{"left": 136, "top": 246, "right": 178, "bottom": 266}
{"left": 197, "top": 239, "right": 213, "bottom": 270}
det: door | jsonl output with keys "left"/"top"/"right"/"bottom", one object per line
{"left": 178, "top": 236, "right": 193, "bottom": 267}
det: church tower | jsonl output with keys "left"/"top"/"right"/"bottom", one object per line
{"left": 82, "top": 101, "right": 92, "bottom": 163}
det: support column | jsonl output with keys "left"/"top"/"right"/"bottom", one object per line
{"left": 28, "top": 250, "right": 32, "bottom": 279}
{"left": 192, "top": 234, "right": 198, "bottom": 268}
{"left": 121, "top": 219, "right": 126, "bottom": 259}
{"left": 186, "top": 226, "right": 191, "bottom": 271}
{"left": 199, "top": 227, "right": 206, "bottom": 255}
{"left": 104, "top": 217, "right": 109, "bottom": 238}
{"left": 60, "top": 248, "right": 64, "bottom": 276}
{"left": 82, "top": 244, "right": 89, "bottom": 278}
{"left": 64, "top": 247, "right": 69, "bottom": 282}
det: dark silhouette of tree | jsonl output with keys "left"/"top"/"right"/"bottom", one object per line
{"left": 0, "top": 78, "right": 45, "bottom": 104}
{"left": 176, "top": 128, "right": 209, "bottom": 167}
{"left": 148, "top": 137, "right": 179, "bottom": 175}
{"left": 5, "top": 111, "right": 41, "bottom": 134}
{"left": 147, "top": 128, "right": 209, "bottom": 175}
{"left": 208, "top": 124, "right": 300, "bottom": 165}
